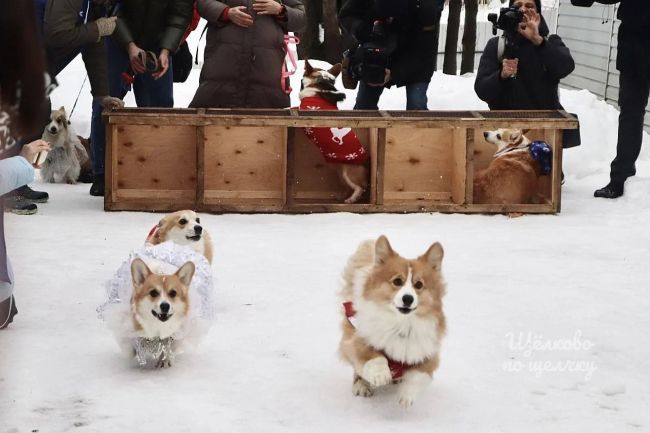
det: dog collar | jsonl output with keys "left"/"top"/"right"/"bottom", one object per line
{"left": 493, "top": 140, "right": 529, "bottom": 158}
{"left": 343, "top": 301, "right": 412, "bottom": 380}
{"left": 528, "top": 141, "right": 552, "bottom": 175}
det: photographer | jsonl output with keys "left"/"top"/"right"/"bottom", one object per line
{"left": 474, "top": 0, "right": 574, "bottom": 111}
{"left": 339, "top": 0, "right": 445, "bottom": 110}
{"left": 579, "top": 0, "right": 650, "bottom": 199}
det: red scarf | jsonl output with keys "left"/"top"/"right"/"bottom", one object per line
{"left": 299, "top": 96, "right": 368, "bottom": 164}
{"left": 343, "top": 301, "right": 411, "bottom": 380}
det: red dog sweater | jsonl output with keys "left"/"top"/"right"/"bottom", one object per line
{"left": 299, "top": 96, "right": 368, "bottom": 164}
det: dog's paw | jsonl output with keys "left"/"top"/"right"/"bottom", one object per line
{"left": 156, "top": 357, "right": 172, "bottom": 369}
{"left": 352, "top": 378, "right": 373, "bottom": 397}
{"left": 361, "top": 357, "right": 392, "bottom": 387}
{"left": 398, "top": 393, "right": 416, "bottom": 408}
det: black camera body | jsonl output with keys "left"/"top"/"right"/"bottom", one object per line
{"left": 342, "top": 20, "right": 396, "bottom": 89}
{"left": 488, "top": 6, "right": 524, "bottom": 36}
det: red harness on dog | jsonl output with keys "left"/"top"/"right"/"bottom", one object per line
{"left": 343, "top": 301, "right": 411, "bottom": 380}
{"left": 147, "top": 224, "right": 158, "bottom": 240}
{"left": 300, "top": 96, "right": 368, "bottom": 164}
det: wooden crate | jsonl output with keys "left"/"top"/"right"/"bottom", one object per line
{"left": 105, "top": 108, "right": 577, "bottom": 214}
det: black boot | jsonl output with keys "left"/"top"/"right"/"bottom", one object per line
{"left": 3, "top": 197, "right": 38, "bottom": 215}
{"left": 89, "top": 174, "right": 105, "bottom": 197}
{"left": 14, "top": 185, "right": 49, "bottom": 203}
{"left": 594, "top": 182, "right": 624, "bottom": 199}
{"left": 0, "top": 295, "right": 18, "bottom": 329}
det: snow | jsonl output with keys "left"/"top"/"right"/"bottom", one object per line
{"left": 2, "top": 28, "right": 650, "bottom": 433}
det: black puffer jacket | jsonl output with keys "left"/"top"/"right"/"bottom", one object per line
{"left": 339, "top": 0, "right": 443, "bottom": 87}
{"left": 474, "top": 12, "right": 574, "bottom": 110}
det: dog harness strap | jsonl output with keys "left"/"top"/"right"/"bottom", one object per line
{"left": 342, "top": 302, "right": 411, "bottom": 380}
{"left": 147, "top": 224, "right": 158, "bottom": 240}
{"left": 300, "top": 96, "right": 368, "bottom": 164}
{"left": 281, "top": 35, "right": 300, "bottom": 94}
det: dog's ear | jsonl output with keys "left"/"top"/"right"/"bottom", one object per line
{"left": 422, "top": 242, "right": 444, "bottom": 271}
{"left": 175, "top": 261, "right": 195, "bottom": 287}
{"left": 375, "top": 235, "right": 394, "bottom": 264}
{"left": 521, "top": 128, "right": 531, "bottom": 135}
{"left": 509, "top": 130, "right": 522, "bottom": 143}
{"left": 329, "top": 63, "right": 342, "bottom": 78}
{"left": 131, "top": 258, "right": 152, "bottom": 288}
{"left": 304, "top": 59, "right": 314, "bottom": 75}
{"left": 59, "top": 106, "right": 66, "bottom": 114}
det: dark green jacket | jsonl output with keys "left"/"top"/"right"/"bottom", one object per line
{"left": 43, "top": 0, "right": 110, "bottom": 97}
{"left": 114, "top": 0, "right": 194, "bottom": 52}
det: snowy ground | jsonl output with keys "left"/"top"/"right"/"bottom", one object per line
{"left": 2, "top": 28, "right": 650, "bottom": 433}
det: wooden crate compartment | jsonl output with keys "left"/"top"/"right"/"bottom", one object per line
{"left": 471, "top": 128, "right": 562, "bottom": 210}
{"left": 199, "top": 125, "right": 286, "bottom": 212}
{"left": 382, "top": 127, "right": 467, "bottom": 205}
{"left": 291, "top": 127, "right": 374, "bottom": 204}
{"left": 105, "top": 109, "right": 576, "bottom": 214}
{"left": 107, "top": 124, "right": 196, "bottom": 211}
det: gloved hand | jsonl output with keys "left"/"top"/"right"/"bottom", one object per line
{"left": 94, "top": 96, "right": 125, "bottom": 109}
{"left": 95, "top": 16, "right": 117, "bottom": 37}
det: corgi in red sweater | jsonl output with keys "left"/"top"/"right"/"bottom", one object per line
{"left": 299, "top": 60, "right": 368, "bottom": 204}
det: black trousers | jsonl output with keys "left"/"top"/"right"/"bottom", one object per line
{"left": 610, "top": 68, "right": 650, "bottom": 184}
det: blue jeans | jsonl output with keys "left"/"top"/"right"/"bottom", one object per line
{"left": 354, "top": 81, "right": 429, "bottom": 110}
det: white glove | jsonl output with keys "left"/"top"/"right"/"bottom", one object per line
{"left": 94, "top": 96, "right": 125, "bottom": 109}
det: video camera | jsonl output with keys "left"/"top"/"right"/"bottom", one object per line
{"left": 487, "top": 6, "right": 524, "bottom": 36}
{"left": 342, "top": 20, "right": 397, "bottom": 89}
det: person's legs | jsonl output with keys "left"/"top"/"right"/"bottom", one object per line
{"left": 90, "top": 37, "right": 130, "bottom": 196}
{"left": 595, "top": 69, "right": 650, "bottom": 198}
{"left": 133, "top": 56, "right": 174, "bottom": 108}
{"left": 405, "top": 82, "right": 429, "bottom": 110}
{"left": 354, "top": 81, "right": 384, "bottom": 110}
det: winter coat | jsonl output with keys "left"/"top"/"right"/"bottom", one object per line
{"left": 587, "top": 0, "right": 650, "bottom": 77}
{"left": 43, "top": 0, "right": 110, "bottom": 97}
{"left": 189, "top": 0, "right": 305, "bottom": 109}
{"left": 474, "top": 20, "right": 575, "bottom": 110}
{"left": 1, "top": 109, "right": 36, "bottom": 299}
{"left": 113, "top": 0, "right": 194, "bottom": 52}
{"left": 338, "top": 0, "right": 444, "bottom": 87}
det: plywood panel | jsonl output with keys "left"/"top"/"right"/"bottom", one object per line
{"left": 383, "top": 128, "right": 454, "bottom": 202}
{"left": 113, "top": 124, "right": 196, "bottom": 201}
{"left": 202, "top": 126, "right": 285, "bottom": 205}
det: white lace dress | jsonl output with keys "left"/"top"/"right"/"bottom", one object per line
{"left": 97, "top": 242, "right": 215, "bottom": 366}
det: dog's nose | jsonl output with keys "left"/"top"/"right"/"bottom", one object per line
{"left": 49, "top": 127, "right": 57, "bottom": 133}
{"left": 194, "top": 225, "right": 202, "bottom": 235}
{"left": 402, "top": 294, "right": 414, "bottom": 307}
{"left": 160, "top": 302, "right": 170, "bottom": 314}
{"left": 483, "top": 131, "right": 489, "bottom": 138}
